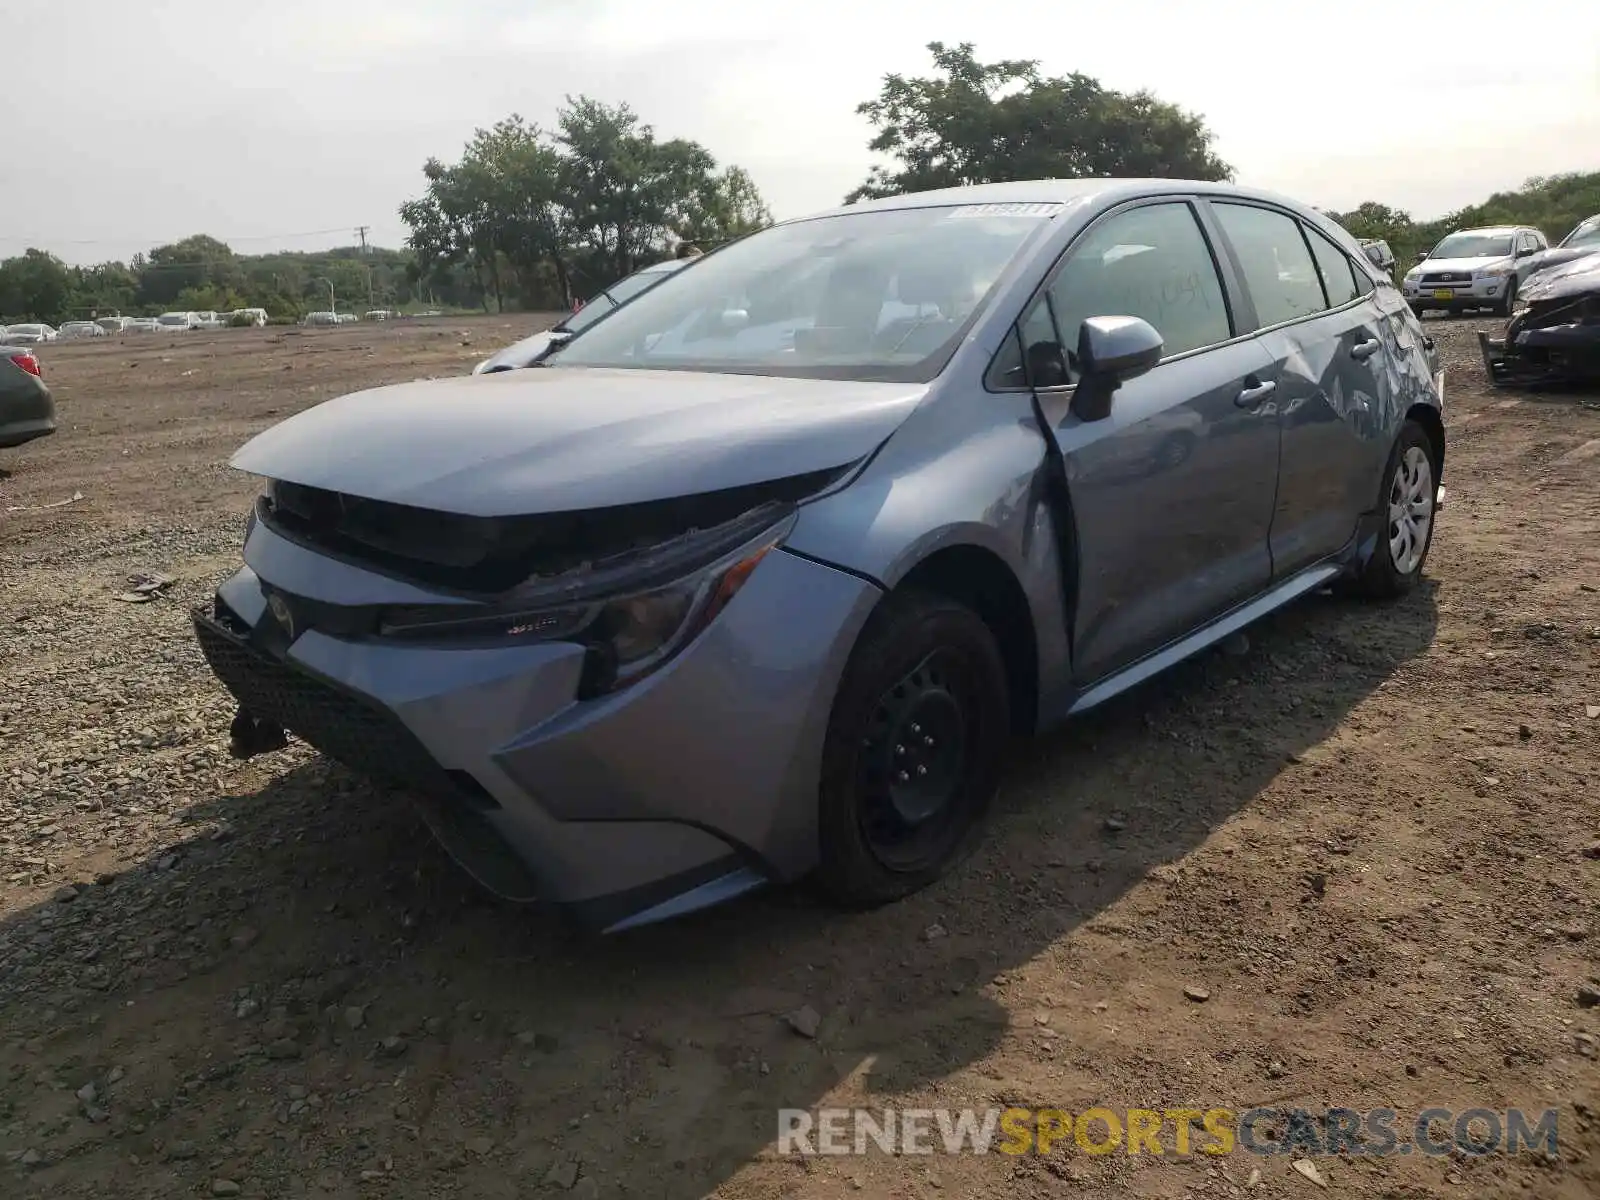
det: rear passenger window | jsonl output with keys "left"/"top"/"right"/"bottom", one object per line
{"left": 1305, "top": 227, "right": 1360, "bottom": 307}
{"left": 1212, "top": 203, "right": 1326, "bottom": 327}
{"left": 1045, "top": 201, "right": 1232, "bottom": 375}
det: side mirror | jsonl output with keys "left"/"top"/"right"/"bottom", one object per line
{"left": 1414, "top": 250, "right": 1429, "bottom": 264}
{"left": 1072, "top": 315, "right": 1163, "bottom": 422}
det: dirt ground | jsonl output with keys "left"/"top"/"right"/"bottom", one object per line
{"left": 1, "top": 315, "right": 1598, "bottom": 1200}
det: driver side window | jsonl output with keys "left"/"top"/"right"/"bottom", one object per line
{"left": 994, "top": 201, "right": 1233, "bottom": 390}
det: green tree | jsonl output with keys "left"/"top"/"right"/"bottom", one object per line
{"left": 137, "top": 234, "right": 243, "bottom": 307}
{"left": 679, "top": 165, "right": 772, "bottom": 248}
{"left": 848, "top": 41, "right": 1232, "bottom": 202}
{"left": 70, "top": 262, "right": 139, "bottom": 317}
{"left": 400, "top": 98, "right": 773, "bottom": 309}
{"left": 457, "top": 114, "right": 573, "bottom": 308}
{"left": 556, "top": 96, "right": 772, "bottom": 283}
{"left": 400, "top": 157, "right": 501, "bottom": 310}
{"left": 0, "top": 249, "right": 75, "bottom": 323}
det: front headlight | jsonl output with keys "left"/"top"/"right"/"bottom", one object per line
{"left": 1403, "top": 269, "right": 1421, "bottom": 283}
{"left": 378, "top": 511, "right": 794, "bottom": 696}
{"left": 1475, "top": 263, "right": 1514, "bottom": 279}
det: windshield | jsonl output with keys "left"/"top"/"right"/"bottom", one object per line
{"left": 548, "top": 203, "right": 1059, "bottom": 382}
{"left": 563, "top": 265, "right": 678, "bottom": 335}
{"left": 1561, "top": 217, "right": 1600, "bottom": 249}
{"left": 1430, "top": 233, "right": 1513, "bottom": 260}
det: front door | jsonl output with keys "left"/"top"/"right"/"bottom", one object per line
{"left": 1023, "top": 199, "right": 1282, "bottom": 686}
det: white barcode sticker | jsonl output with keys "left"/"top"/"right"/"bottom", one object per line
{"left": 945, "top": 202, "right": 1062, "bottom": 218}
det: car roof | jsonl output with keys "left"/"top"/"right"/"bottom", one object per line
{"left": 796, "top": 178, "right": 1324, "bottom": 222}
{"left": 1449, "top": 225, "right": 1523, "bottom": 236}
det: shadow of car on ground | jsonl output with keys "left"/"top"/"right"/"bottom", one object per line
{"left": 0, "top": 583, "right": 1439, "bottom": 1198}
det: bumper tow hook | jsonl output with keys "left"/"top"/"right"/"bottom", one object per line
{"left": 229, "top": 707, "right": 289, "bottom": 759}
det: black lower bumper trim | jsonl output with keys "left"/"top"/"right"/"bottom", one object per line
{"left": 194, "top": 607, "right": 459, "bottom": 796}
{"left": 1479, "top": 327, "right": 1600, "bottom": 387}
{"left": 193, "top": 606, "right": 540, "bottom": 900}
{"left": 562, "top": 853, "right": 750, "bottom": 932}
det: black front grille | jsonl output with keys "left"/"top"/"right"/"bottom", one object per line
{"left": 258, "top": 471, "right": 841, "bottom": 595}
{"left": 1421, "top": 272, "right": 1469, "bottom": 285}
{"left": 194, "top": 610, "right": 457, "bottom": 798}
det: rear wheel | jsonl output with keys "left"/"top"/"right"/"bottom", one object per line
{"left": 1346, "top": 420, "right": 1438, "bottom": 599}
{"left": 813, "top": 590, "right": 1010, "bottom": 908}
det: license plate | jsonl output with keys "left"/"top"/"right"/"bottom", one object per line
{"left": 1432, "top": 289, "right": 1454, "bottom": 301}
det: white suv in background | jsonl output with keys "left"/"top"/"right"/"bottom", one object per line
{"left": 1402, "top": 225, "right": 1548, "bottom": 317}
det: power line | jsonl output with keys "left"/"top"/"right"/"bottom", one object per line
{"left": 0, "top": 226, "right": 366, "bottom": 247}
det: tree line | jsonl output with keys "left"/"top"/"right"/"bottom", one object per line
{"left": 0, "top": 237, "right": 486, "bottom": 327}
{"left": 4, "top": 42, "right": 1596, "bottom": 326}
{"left": 1327, "top": 171, "right": 1600, "bottom": 267}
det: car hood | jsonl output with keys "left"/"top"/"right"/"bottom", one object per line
{"left": 1525, "top": 244, "right": 1600, "bottom": 278}
{"left": 1416, "top": 255, "right": 1509, "bottom": 274}
{"left": 1521, "top": 252, "right": 1600, "bottom": 303}
{"left": 231, "top": 367, "right": 930, "bottom": 516}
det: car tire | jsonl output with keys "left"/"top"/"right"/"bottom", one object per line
{"left": 1496, "top": 277, "right": 1518, "bottom": 317}
{"left": 1344, "top": 420, "right": 1438, "bottom": 600}
{"left": 1409, "top": 304, "right": 1427, "bottom": 319}
{"left": 812, "top": 589, "right": 1010, "bottom": 909}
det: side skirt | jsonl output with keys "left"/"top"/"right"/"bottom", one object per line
{"left": 1064, "top": 561, "right": 1344, "bottom": 717}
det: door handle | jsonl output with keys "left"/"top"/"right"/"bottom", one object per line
{"left": 1350, "top": 338, "right": 1381, "bottom": 360}
{"left": 1235, "top": 378, "right": 1276, "bottom": 408}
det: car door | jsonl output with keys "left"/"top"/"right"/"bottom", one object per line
{"left": 1514, "top": 230, "right": 1542, "bottom": 286}
{"left": 1207, "top": 201, "right": 1386, "bottom": 576}
{"left": 1017, "top": 198, "right": 1281, "bottom": 685}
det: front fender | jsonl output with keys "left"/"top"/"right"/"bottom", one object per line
{"left": 784, "top": 390, "right": 1073, "bottom": 722}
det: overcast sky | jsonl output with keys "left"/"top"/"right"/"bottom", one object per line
{"left": 7, "top": 0, "right": 1596, "bottom": 265}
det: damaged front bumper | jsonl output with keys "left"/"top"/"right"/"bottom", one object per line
{"left": 194, "top": 510, "right": 881, "bottom": 932}
{"left": 1480, "top": 303, "right": 1600, "bottom": 387}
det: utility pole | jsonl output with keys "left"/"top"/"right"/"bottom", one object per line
{"left": 355, "top": 225, "right": 370, "bottom": 255}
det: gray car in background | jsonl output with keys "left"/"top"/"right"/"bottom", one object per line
{"left": 195, "top": 179, "right": 1446, "bottom": 932}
